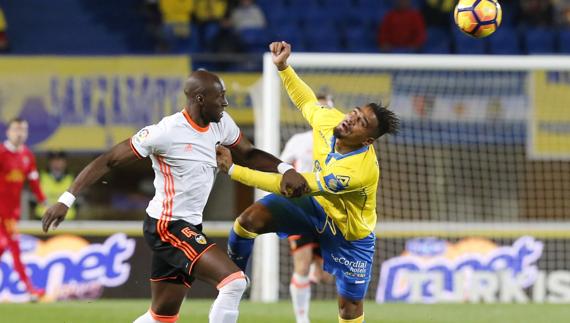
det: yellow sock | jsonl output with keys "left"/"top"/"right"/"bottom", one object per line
{"left": 233, "top": 220, "right": 258, "bottom": 239}
{"left": 339, "top": 314, "right": 364, "bottom": 323}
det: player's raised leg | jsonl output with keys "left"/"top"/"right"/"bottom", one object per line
{"left": 227, "top": 202, "right": 277, "bottom": 271}
{"left": 135, "top": 218, "right": 247, "bottom": 323}
{"left": 228, "top": 194, "right": 316, "bottom": 272}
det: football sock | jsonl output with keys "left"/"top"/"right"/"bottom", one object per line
{"left": 227, "top": 220, "right": 256, "bottom": 272}
{"left": 7, "top": 238, "right": 34, "bottom": 292}
{"left": 338, "top": 314, "right": 364, "bottom": 323}
{"left": 209, "top": 271, "right": 247, "bottom": 323}
{"left": 290, "top": 273, "right": 311, "bottom": 323}
{"left": 133, "top": 309, "right": 178, "bottom": 323}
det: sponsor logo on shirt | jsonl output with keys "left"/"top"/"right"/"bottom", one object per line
{"left": 5, "top": 170, "right": 24, "bottom": 182}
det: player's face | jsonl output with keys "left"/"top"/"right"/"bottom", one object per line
{"left": 6, "top": 121, "right": 29, "bottom": 147}
{"left": 49, "top": 157, "right": 67, "bottom": 173}
{"left": 203, "top": 80, "right": 229, "bottom": 123}
{"left": 334, "top": 106, "right": 378, "bottom": 145}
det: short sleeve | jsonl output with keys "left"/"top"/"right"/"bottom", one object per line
{"left": 26, "top": 152, "right": 39, "bottom": 180}
{"left": 280, "top": 134, "right": 300, "bottom": 164}
{"left": 220, "top": 113, "right": 242, "bottom": 147}
{"left": 130, "top": 122, "right": 169, "bottom": 158}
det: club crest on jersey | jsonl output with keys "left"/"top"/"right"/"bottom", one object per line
{"left": 181, "top": 227, "right": 207, "bottom": 244}
{"left": 324, "top": 173, "right": 349, "bottom": 192}
{"left": 136, "top": 129, "right": 150, "bottom": 142}
{"left": 195, "top": 235, "right": 207, "bottom": 245}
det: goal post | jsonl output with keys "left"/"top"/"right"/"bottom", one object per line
{"left": 253, "top": 53, "right": 570, "bottom": 303}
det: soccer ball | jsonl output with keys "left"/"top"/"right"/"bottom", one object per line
{"left": 454, "top": 0, "right": 502, "bottom": 38}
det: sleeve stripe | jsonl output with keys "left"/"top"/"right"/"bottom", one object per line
{"left": 315, "top": 172, "right": 325, "bottom": 192}
{"left": 227, "top": 132, "right": 243, "bottom": 148}
{"left": 129, "top": 138, "right": 144, "bottom": 159}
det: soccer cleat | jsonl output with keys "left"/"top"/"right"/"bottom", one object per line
{"left": 28, "top": 288, "right": 46, "bottom": 303}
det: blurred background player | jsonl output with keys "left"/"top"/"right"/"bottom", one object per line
{"left": 35, "top": 151, "right": 76, "bottom": 220}
{"left": 0, "top": 118, "right": 46, "bottom": 300}
{"left": 281, "top": 93, "right": 335, "bottom": 323}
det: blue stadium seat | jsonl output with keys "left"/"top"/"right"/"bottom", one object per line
{"left": 524, "top": 28, "right": 557, "bottom": 54}
{"left": 265, "top": 3, "right": 299, "bottom": 29}
{"left": 452, "top": 28, "right": 487, "bottom": 54}
{"left": 344, "top": 27, "right": 378, "bottom": 53}
{"left": 559, "top": 29, "right": 570, "bottom": 53}
{"left": 488, "top": 26, "right": 521, "bottom": 55}
{"left": 239, "top": 28, "right": 270, "bottom": 53}
{"left": 302, "top": 22, "right": 342, "bottom": 52}
{"left": 272, "top": 26, "right": 306, "bottom": 51}
{"left": 348, "top": 0, "right": 387, "bottom": 28}
{"left": 422, "top": 27, "right": 451, "bottom": 54}
{"left": 297, "top": 3, "right": 327, "bottom": 26}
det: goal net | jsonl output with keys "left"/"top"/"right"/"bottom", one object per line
{"left": 253, "top": 54, "right": 570, "bottom": 304}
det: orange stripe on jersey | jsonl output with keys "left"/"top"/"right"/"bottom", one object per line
{"left": 149, "top": 308, "right": 179, "bottom": 323}
{"left": 182, "top": 109, "right": 209, "bottom": 133}
{"left": 129, "top": 138, "right": 144, "bottom": 159}
{"left": 216, "top": 271, "right": 246, "bottom": 290}
{"left": 157, "top": 156, "right": 174, "bottom": 221}
{"left": 227, "top": 132, "right": 243, "bottom": 148}
{"left": 157, "top": 158, "right": 198, "bottom": 259}
{"left": 155, "top": 156, "right": 198, "bottom": 261}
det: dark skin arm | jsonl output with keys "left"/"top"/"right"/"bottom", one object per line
{"left": 42, "top": 139, "right": 139, "bottom": 232}
{"left": 228, "top": 135, "right": 308, "bottom": 197}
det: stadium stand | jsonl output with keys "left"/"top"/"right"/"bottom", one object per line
{"left": 0, "top": 0, "right": 568, "bottom": 57}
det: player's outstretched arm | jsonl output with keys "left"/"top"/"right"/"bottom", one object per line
{"left": 270, "top": 41, "right": 321, "bottom": 124}
{"left": 218, "top": 145, "right": 316, "bottom": 196}
{"left": 42, "top": 139, "right": 139, "bottom": 232}
{"left": 228, "top": 135, "right": 308, "bottom": 197}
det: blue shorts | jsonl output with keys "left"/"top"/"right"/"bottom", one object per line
{"left": 258, "top": 194, "right": 375, "bottom": 300}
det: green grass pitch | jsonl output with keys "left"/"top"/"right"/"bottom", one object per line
{"left": 0, "top": 300, "right": 568, "bottom": 323}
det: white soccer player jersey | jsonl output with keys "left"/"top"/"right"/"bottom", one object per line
{"left": 130, "top": 109, "right": 242, "bottom": 225}
{"left": 280, "top": 130, "right": 313, "bottom": 172}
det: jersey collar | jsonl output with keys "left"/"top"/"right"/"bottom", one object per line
{"left": 182, "top": 109, "right": 209, "bottom": 133}
{"left": 4, "top": 140, "right": 23, "bottom": 153}
{"left": 325, "top": 136, "right": 369, "bottom": 164}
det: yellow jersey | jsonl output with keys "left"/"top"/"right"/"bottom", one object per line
{"left": 232, "top": 66, "right": 379, "bottom": 240}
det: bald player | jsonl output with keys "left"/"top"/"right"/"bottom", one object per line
{"left": 42, "top": 69, "right": 308, "bottom": 323}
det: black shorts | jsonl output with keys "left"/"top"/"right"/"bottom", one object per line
{"left": 143, "top": 215, "right": 216, "bottom": 287}
{"left": 288, "top": 234, "right": 321, "bottom": 259}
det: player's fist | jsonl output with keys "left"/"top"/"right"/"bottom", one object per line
{"left": 269, "top": 41, "right": 291, "bottom": 71}
{"left": 280, "top": 169, "right": 309, "bottom": 198}
{"left": 42, "top": 203, "right": 68, "bottom": 232}
{"left": 216, "top": 145, "right": 233, "bottom": 173}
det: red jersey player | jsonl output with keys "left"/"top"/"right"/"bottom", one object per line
{"left": 0, "top": 117, "right": 46, "bottom": 299}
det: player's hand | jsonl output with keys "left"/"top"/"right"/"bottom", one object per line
{"left": 42, "top": 203, "right": 68, "bottom": 233}
{"left": 280, "top": 169, "right": 309, "bottom": 198}
{"left": 216, "top": 145, "right": 233, "bottom": 173}
{"left": 269, "top": 41, "right": 291, "bottom": 71}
